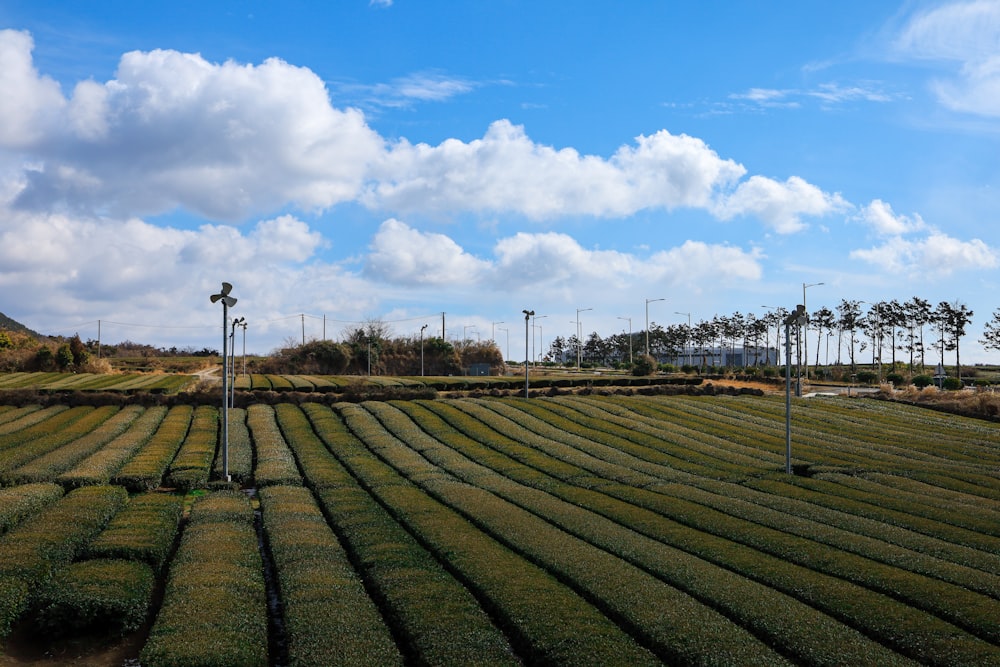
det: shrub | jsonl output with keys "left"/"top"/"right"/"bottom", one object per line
{"left": 942, "top": 377, "right": 964, "bottom": 391}
{"left": 86, "top": 492, "right": 184, "bottom": 570}
{"left": 855, "top": 370, "right": 878, "bottom": 385}
{"left": 885, "top": 372, "right": 906, "bottom": 388}
{"left": 141, "top": 491, "right": 267, "bottom": 667}
{"left": 911, "top": 374, "right": 933, "bottom": 388}
{"left": 631, "top": 354, "right": 657, "bottom": 377}
{"left": 34, "top": 559, "right": 154, "bottom": 636}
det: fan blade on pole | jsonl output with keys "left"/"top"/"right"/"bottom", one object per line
{"left": 222, "top": 296, "right": 237, "bottom": 307}
{"left": 221, "top": 282, "right": 233, "bottom": 295}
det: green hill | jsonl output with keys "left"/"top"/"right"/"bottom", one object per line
{"left": 0, "top": 312, "right": 44, "bottom": 339}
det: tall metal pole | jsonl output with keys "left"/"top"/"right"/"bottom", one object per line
{"left": 802, "top": 282, "right": 823, "bottom": 380}
{"left": 645, "top": 298, "right": 664, "bottom": 356}
{"left": 576, "top": 308, "right": 591, "bottom": 369}
{"left": 420, "top": 324, "right": 428, "bottom": 376}
{"left": 523, "top": 310, "right": 534, "bottom": 397}
{"left": 785, "top": 318, "right": 792, "bottom": 474}
{"left": 618, "top": 317, "right": 632, "bottom": 365}
{"left": 221, "top": 303, "right": 230, "bottom": 482}
{"left": 675, "top": 312, "right": 691, "bottom": 366}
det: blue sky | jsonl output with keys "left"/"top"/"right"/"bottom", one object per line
{"left": 1, "top": 1, "right": 999, "bottom": 363}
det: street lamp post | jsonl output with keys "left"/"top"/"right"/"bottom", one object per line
{"left": 532, "top": 314, "right": 548, "bottom": 367}
{"left": 492, "top": 321, "right": 504, "bottom": 343}
{"left": 240, "top": 320, "right": 247, "bottom": 377}
{"left": 784, "top": 304, "right": 807, "bottom": 473}
{"left": 802, "top": 282, "right": 824, "bottom": 380}
{"left": 420, "top": 324, "right": 428, "bottom": 376}
{"left": 230, "top": 317, "right": 244, "bottom": 408}
{"left": 498, "top": 327, "right": 509, "bottom": 362}
{"left": 645, "top": 298, "right": 665, "bottom": 357}
{"left": 675, "top": 312, "right": 691, "bottom": 367}
{"left": 575, "top": 308, "right": 592, "bottom": 369}
{"left": 617, "top": 316, "right": 632, "bottom": 365}
{"left": 523, "top": 310, "right": 534, "bottom": 397}
{"left": 210, "top": 282, "right": 237, "bottom": 483}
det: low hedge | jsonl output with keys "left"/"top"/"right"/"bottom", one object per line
{"left": 0, "top": 482, "right": 64, "bottom": 535}
{"left": 86, "top": 492, "right": 184, "bottom": 570}
{"left": 34, "top": 558, "right": 154, "bottom": 636}
{"left": 141, "top": 491, "right": 268, "bottom": 667}
{"left": 112, "top": 405, "right": 193, "bottom": 491}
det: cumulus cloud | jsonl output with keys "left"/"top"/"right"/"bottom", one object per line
{"left": 490, "top": 231, "right": 762, "bottom": 290}
{"left": 2, "top": 34, "right": 384, "bottom": 220}
{"left": 850, "top": 233, "right": 997, "bottom": 276}
{"left": 0, "top": 30, "right": 65, "bottom": 147}
{"left": 364, "top": 121, "right": 753, "bottom": 220}
{"left": 365, "top": 219, "right": 490, "bottom": 285}
{"left": 894, "top": 0, "right": 1000, "bottom": 116}
{"left": 713, "top": 175, "right": 848, "bottom": 233}
{"left": 856, "top": 199, "right": 926, "bottom": 236}
{"left": 0, "top": 30, "right": 847, "bottom": 234}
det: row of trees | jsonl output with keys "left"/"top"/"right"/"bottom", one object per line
{"left": 544, "top": 298, "right": 984, "bottom": 379}
{"left": 260, "top": 321, "right": 503, "bottom": 376}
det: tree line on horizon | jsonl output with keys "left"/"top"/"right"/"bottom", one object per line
{"left": 542, "top": 298, "right": 1000, "bottom": 380}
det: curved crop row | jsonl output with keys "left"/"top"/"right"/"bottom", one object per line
{"left": 86, "top": 492, "right": 184, "bottom": 570}
{"left": 258, "top": 485, "right": 403, "bottom": 667}
{"left": 414, "top": 398, "right": 1000, "bottom": 665}
{"left": 112, "top": 405, "right": 193, "bottom": 491}
{"left": 141, "top": 491, "right": 268, "bottom": 667}
{"left": 282, "top": 403, "right": 521, "bottom": 666}
{"left": 389, "top": 400, "right": 919, "bottom": 666}
{"left": 321, "top": 402, "right": 664, "bottom": 666}
{"left": 0, "top": 406, "right": 131, "bottom": 484}
{"left": 0, "top": 406, "right": 112, "bottom": 472}
{"left": 55, "top": 406, "right": 168, "bottom": 488}
{"left": 362, "top": 401, "right": 795, "bottom": 666}
{"left": 0, "top": 485, "right": 127, "bottom": 639}
{"left": 246, "top": 404, "right": 301, "bottom": 487}
{"left": 164, "top": 405, "right": 218, "bottom": 490}
{"left": 0, "top": 482, "right": 64, "bottom": 535}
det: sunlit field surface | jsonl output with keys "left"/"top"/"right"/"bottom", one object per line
{"left": 0, "top": 393, "right": 998, "bottom": 666}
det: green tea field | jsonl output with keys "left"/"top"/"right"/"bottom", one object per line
{"left": 0, "top": 393, "right": 998, "bottom": 665}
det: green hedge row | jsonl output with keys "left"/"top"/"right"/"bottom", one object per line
{"left": 0, "top": 482, "right": 64, "bottom": 535}
{"left": 285, "top": 403, "right": 517, "bottom": 666}
{"left": 325, "top": 402, "right": 663, "bottom": 666}
{"left": 420, "top": 399, "right": 1000, "bottom": 665}
{"left": 141, "top": 491, "right": 268, "bottom": 667}
{"left": 0, "top": 485, "right": 127, "bottom": 639}
{"left": 86, "top": 492, "right": 184, "bottom": 570}
{"left": 164, "top": 405, "right": 217, "bottom": 490}
{"left": 1, "top": 405, "right": 144, "bottom": 485}
{"left": 0, "top": 404, "right": 48, "bottom": 431}
{"left": 55, "top": 406, "right": 168, "bottom": 488}
{"left": 246, "top": 404, "right": 301, "bottom": 487}
{"left": 362, "top": 401, "right": 791, "bottom": 665}
{"left": 397, "top": 399, "right": 902, "bottom": 665}
{"left": 112, "top": 405, "right": 193, "bottom": 491}
{"left": 258, "top": 485, "right": 403, "bottom": 667}
{"left": 0, "top": 406, "right": 116, "bottom": 475}
{"left": 33, "top": 558, "right": 154, "bottom": 636}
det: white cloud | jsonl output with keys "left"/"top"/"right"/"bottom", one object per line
{"left": 857, "top": 199, "right": 926, "bottom": 236}
{"left": 365, "top": 219, "right": 490, "bottom": 285}
{"left": 1, "top": 35, "right": 385, "bottom": 220}
{"left": 713, "top": 175, "right": 848, "bottom": 233}
{"left": 364, "top": 121, "right": 747, "bottom": 220}
{"left": 490, "top": 231, "right": 762, "bottom": 290}
{"left": 850, "top": 233, "right": 998, "bottom": 276}
{"left": 894, "top": 0, "right": 1000, "bottom": 116}
{"left": 0, "top": 31, "right": 847, "bottom": 235}
{"left": 0, "top": 30, "right": 65, "bottom": 147}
